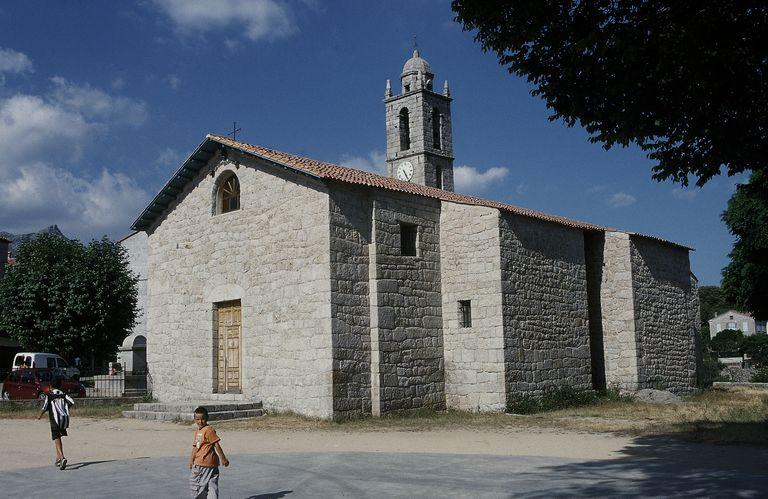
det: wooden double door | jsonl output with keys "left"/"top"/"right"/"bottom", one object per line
{"left": 216, "top": 301, "right": 241, "bottom": 393}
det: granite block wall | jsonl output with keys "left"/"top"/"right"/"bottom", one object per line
{"left": 629, "top": 236, "right": 698, "bottom": 393}
{"left": 598, "top": 232, "right": 639, "bottom": 390}
{"left": 371, "top": 190, "right": 445, "bottom": 412}
{"left": 500, "top": 214, "right": 592, "bottom": 401}
{"left": 328, "top": 184, "right": 373, "bottom": 418}
{"left": 440, "top": 203, "right": 505, "bottom": 411}
{"left": 146, "top": 152, "right": 334, "bottom": 418}
{"left": 118, "top": 231, "right": 149, "bottom": 371}
{"left": 584, "top": 232, "right": 606, "bottom": 391}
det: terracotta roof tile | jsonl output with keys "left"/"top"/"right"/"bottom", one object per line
{"left": 134, "top": 133, "right": 691, "bottom": 250}
{"left": 208, "top": 134, "right": 608, "bottom": 232}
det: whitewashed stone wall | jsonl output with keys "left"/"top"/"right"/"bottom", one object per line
{"left": 117, "top": 231, "right": 149, "bottom": 371}
{"left": 440, "top": 203, "right": 505, "bottom": 412}
{"left": 599, "top": 231, "right": 639, "bottom": 390}
{"left": 371, "top": 190, "right": 445, "bottom": 412}
{"left": 629, "top": 236, "right": 698, "bottom": 393}
{"left": 147, "top": 152, "right": 334, "bottom": 418}
{"left": 500, "top": 215, "right": 592, "bottom": 400}
{"left": 328, "top": 184, "right": 373, "bottom": 418}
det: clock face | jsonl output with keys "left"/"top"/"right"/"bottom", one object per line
{"left": 397, "top": 161, "right": 414, "bottom": 181}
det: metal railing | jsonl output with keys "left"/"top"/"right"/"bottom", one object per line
{"left": 77, "top": 363, "right": 149, "bottom": 398}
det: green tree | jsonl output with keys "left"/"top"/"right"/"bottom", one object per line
{"left": 0, "top": 233, "right": 137, "bottom": 365}
{"left": 740, "top": 334, "right": 768, "bottom": 368}
{"left": 451, "top": 1, "right": 768, "bottom": 187}
{"left": 721, "top": 170, "right": 768, "bottom": 319}
{"left": 709, "top": 329, "right": 744, "bottom": 358}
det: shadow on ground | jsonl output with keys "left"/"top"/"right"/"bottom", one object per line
{"left": 526, "top": 429, "right": 768, "bottom": 497}
{"left": 243, "top": 491, "right": 293, "bottom": 499}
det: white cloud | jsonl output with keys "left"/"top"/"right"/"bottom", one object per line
{"left": 586, "top": 184, "right": 608, "bottom": 194}
{"left": 339, "top": 150, "right": 386, "bottom": 175}
{"left": 166, "top": 74, "right": 181, "bottom": 91}
{"left": 607, "top": 191, "right": 637, "bottom": 208}
{"left": 0, "top": 79, "right": 151, "bottom": 239}
{"left": 50, "top": 76, "right": 147, "bottom": 126}
{"left": 671, "top": 187, "right": 699, "bottom": 201}
{"left": 0, "top": 163, "right": 149, "bottom": 237}
{"left": 153, "top": 0, "right": 296, "bottom": 41}
{"left": 0, "top": 80, "right": 148, "bottom": 172}
{"left": 111, "top": 76, "right": 126, "bottom": 90}
{"left": 0, "top": 94, "right": 92, "bottom": 169}
{"left": 156, "top": 147, "right": 182, "bottom": 167}
{"left": 0, "top": 47, "right": 33, "bottom": 76}
{"left": 454, "top": 165, "right": 509, "bottom": 193}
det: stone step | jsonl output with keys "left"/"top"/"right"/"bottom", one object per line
{"left": 123, "top": 408, "right": 265, "bottom": 422}
{"left": 132, "top": 401, "right": 263, "bottom": 413}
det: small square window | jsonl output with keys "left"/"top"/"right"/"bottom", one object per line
{"left": 400, "top": 223, "right": 417, "bottom": 256}
{"left": 459, "top": 300, "right": 472, "bottom": 328}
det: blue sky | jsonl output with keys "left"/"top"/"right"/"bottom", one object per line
{"left": 0, "top": 1, "right": 743, "bottom": 285}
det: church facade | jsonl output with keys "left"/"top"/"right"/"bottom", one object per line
{"left": 128, "top": 50, "right": 700, "bottom": 419}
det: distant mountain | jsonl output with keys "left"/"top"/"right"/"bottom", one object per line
{"left": 0, "top": 225, "right": 67, "bottom": 256}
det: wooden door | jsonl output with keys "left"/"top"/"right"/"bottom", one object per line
{"left": 216, "top": 301, "right": 241, "bottom": 393}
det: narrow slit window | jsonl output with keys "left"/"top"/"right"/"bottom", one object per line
{"left": 459, "top": 300, "right": 472, "bottom": 328}
{"left": 435, "top": 164, "right": 443, "bottom": 189}
{"left": 431, "top": 108, "right": 441, "bottom": 150}
{"left": 400, "top": 222, "right": 417, "bottom": 256}
{"left": 399, "top": 108, "right": 410, "bottom": 151}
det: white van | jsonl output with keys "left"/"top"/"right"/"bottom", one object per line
{"left": 12, "top": 352, "right": 80, "bottom": 377}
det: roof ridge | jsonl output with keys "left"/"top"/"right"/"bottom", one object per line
{"left": 130, "top": 133, "right": 691, "bottom": 250}
{"left": 206, "top": 133, "right": 609, "bottom": 231}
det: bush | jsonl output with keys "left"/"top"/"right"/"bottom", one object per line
{"left": 741, "top": 334, "right": 768, "bottom": 368}
{"left": 751, "top": 366, "right": 768, "bottom": 383}
{"left": 699, "top": 354, "right": 723, "bottom": 387}
{"left": 507, "top": 386, "right": 600, "bottom": 414}
{"left": 710, "top": 329, "right": 745, "bottom": 358}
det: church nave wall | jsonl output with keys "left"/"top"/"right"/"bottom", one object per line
{"left": 440, "top": 202, "right": 506, "bottom": 412}
{"left": 328, "top": 184, "right": 374, "bottom": 418}
{"left": 371, "top": 190, "right": 445, "bottom": 413}
{"left": 499, "top": 214, "right": 593, "bottom": 402}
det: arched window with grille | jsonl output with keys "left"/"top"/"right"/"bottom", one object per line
{"left": 215, "top": 173, "right": 240, "bottom": 214}
{"left": 431, "top": 108, "right": 441, "bottom": 150}
{"left": 399, "top": 108, "right": 410, "bottom": 151}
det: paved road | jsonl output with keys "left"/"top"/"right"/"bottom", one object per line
{"left": 2, "top": 449, "right": 768, "bottom": 498}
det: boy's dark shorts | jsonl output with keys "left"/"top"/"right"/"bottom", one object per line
{"left": 50, "top": 423, "right": 67, "bottom": 440}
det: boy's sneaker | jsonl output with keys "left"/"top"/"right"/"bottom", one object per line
{"left": 54, "top": 458, "right": 61, "bottom": 467}
{"left": 59, "top": 458, "right": 67, "bottom": 470}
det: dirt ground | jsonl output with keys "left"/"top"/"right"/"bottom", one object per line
{"left": 1, "top": 416, "right": 634, "bottom": 471}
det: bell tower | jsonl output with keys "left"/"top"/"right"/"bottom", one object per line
{"left": 385, "top": 49, "right": 454, "bottom": 191}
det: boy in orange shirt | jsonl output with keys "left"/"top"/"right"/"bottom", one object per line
{"left": 189, "top": 406, "right": 229, "bottom": 499}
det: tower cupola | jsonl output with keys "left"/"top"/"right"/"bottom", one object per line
{"left": 401, "top": 49, "right": 434, "bottom": 92}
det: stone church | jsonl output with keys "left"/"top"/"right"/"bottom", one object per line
{"left": 124, "top": 50, "right": 700, "bottom": 419}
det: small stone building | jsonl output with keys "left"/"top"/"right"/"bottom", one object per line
{"left": 127, "top": 50, "right": 700, "bottom": 418}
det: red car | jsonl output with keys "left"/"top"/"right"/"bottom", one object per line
{"left": 1, "top": 368, "right": 86, "bottom": 400}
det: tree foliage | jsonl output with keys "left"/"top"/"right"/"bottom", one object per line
{"left": 452, "top": 1, "right": 768, "bottom": 186}
{"left": 721, "top": 170, "right": 768, "bottom": 319}
{"left": 740, "top": 334, "right": 768, "bottom": 368}
{"left": 0, "top": 233, "right": 137, "bottom": 364}
{"left": 709, "top": 329, "right": 744, "bottom": 359}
